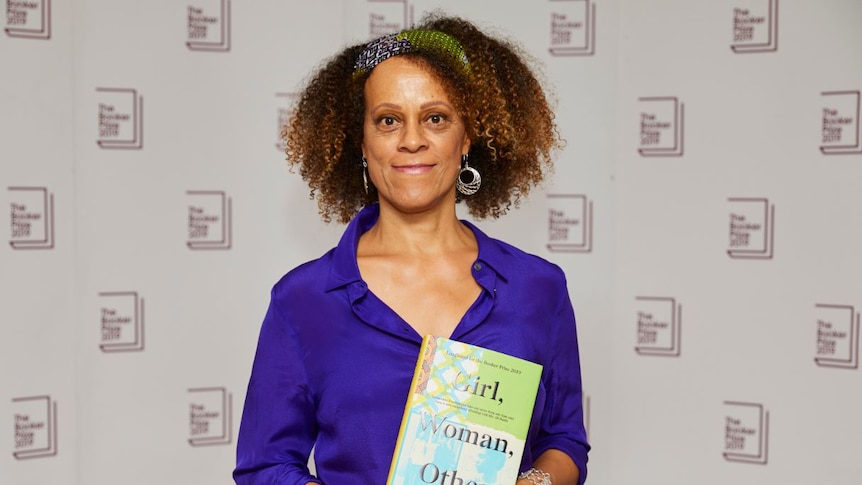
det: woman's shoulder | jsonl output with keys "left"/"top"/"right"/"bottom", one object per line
{"left": 479, "top": 231, "right": 568, "bottom": 284}
{"left": 270, "top": 248, "right": 339, "bottom": 300}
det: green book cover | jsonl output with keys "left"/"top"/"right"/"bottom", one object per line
{"left": 387, "top": 336, "right": 543, "bottom": 485}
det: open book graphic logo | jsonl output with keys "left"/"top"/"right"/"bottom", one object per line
{"left": 186, "top": 190, "right": 232, "bottom": 250}
{"left": 188, "top": 387, "right": 233, "bottom": 446}
{"left": 723, "top": 401, "right": 769, "bottom": 464}
{"left": 731, "top": 0, "right": 778, "bottom": 53}
{"left": 638, "top": 97, "right": 684, "bottom": 157}
{"left": 8, "top": 186, "right": 54, "bottom": 250}
{"left": 727, "top": 197, "right": 775, "bottom": 259}
{"left": 634, "top": 297, "right": 682, "bottom": 357}
{"left": 186, "top": 0, "right": 231, "bottom": 52}
{"left": 98, "top": 291, "right": 145, "bottom": 353}
{"left": 275, "top": 92, "right": 298, "bottom": 152}
{"left": 5, "top": 0, "right": 51, "bottom": 39}
{"left": 11, "top": 396, "right": 58, "bottom": 459}
{"left": 820, "top": 90, "right": 862, "bottom": 155}
{"left": 96, "top": 88, "right": 144, "bottom": 149}
{"left": 814, "top": 304, "right": 859, "bottom": 370}
{"left": 367, "top": 0, "right": 413, "bottom": 38}
{"left": 548, "top": 0, "right": 596, "bottom": 57}
{"left": 546, "top": 194, "right": 593, "bottom": 253}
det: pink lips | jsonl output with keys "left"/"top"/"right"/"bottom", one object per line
{"left": 393, "top": 164, "right": 435, "bottom": 174}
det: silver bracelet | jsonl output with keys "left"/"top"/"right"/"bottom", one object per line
{"left": 518, "top": 467, "right": 551, "bottom": 485}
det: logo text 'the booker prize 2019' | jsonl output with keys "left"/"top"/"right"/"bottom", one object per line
{"left": 548, "top": 0, "right": 595, "bottom": 57}
{"left": 814, "top": 304, "right": 859, "bottom": 370}
{"left": 634, "top": 297, "right": 682, "bottom": 357}
{"left": 723, "top": 401, "right": 769, "bottom": 464}
{"left": 11, "top": 395, "right": 58, "bottom": 459}
{"left": 187, "top": 0, "right": 231, "bottom": 52}
{"left": 96, "top": 88, "right": 144, "bottom": 149}
{"left": 820, "top": 90, "right": 862, "bottom": 155}
{"left": 8, "top": 186, "right": 54, "bottom": 249}
{"left": 188, "top": 387, "right": 233, "bottom": 446}
{"left": 5, "top": 0, "right": 51, "bottom": 39}
{"left": 727, "top": 197, "right": 775, "bottom": 259}
{"left": 99, "top": 291, "right": 145, "bottom": 353}
{"left": 546, "top": 194, "right": 593, "bottom": 253}
{"left": 186, "top": 190, "right": 233, "bottom": 250}
{"left": 366, "top": 0, "right": 412, "bottom": 39}
{"left": 730, "top": 0, "right": 778, "bottom": 53}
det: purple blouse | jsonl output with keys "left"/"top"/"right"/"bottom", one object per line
{"left": 233, "top": 204, "right": 590, "bottom": 485}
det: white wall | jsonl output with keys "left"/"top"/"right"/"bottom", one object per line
{"left": 2, "top": 1, "right": 860, "bottom": 484}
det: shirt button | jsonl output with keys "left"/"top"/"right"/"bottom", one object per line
{"left": 473, "top": 263, "right": 482, "bottom": 271}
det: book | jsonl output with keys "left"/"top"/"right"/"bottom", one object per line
{"left": 387, "top": 336, "right": 543, "bottom": 485}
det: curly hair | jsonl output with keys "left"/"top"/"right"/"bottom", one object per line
{"left": 284, "top": 13, "right": 562, "bottom": 224}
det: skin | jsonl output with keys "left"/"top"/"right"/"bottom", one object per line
{"left": 357, "top": 56, "right": 480, "bottom": 339}
{"left": 305, "top": 56, "right": 580, "bottom": 485}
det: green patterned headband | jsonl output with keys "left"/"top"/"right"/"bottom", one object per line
{"left": 353, "top": 30, "right": 469, "bottom": 76}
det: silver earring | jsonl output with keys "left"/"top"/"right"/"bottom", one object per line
{"left": 456, "top": 154, "right": 481, "bottom": 195}
{"left": 362, "top": 157, "right": 369, "bottom": 195}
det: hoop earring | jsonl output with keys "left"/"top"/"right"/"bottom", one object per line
{"left": 456, "top": 154, "right": 481, "bottom": 196}
{"left": 361, "top": 157, "right": 369, "bottom": 195}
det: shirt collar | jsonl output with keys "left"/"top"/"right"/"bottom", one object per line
{"left": 325, "top": 203, "right": 509, "bottom": 292}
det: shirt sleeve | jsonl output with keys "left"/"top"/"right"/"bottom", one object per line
{"left": 531, "top": 268, "right": 591, "bottom": 485}
{"left": 233, "top": 291, "right": 322, "bottom": 485}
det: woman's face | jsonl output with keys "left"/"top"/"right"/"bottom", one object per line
{"left": 361, "top": 56, "right": 470, "bottom": 216}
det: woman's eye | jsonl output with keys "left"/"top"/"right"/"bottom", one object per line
{"left": 381, "top": 117, "right": 396, "bottom": 126}
{"left": 429, "top": 114, "right": 444, "bottom": 124}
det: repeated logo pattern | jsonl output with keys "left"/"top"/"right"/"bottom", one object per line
{"left": 186, "top": 0, "right": 232, "bottom": 52}
{"left": 546, "top": 194, "right": 593, "bottom": 253}
{"left": 186, "top": 190, "right": 233, "bottom": 250}
{"left": 727, "top": 198, "right": 775, "bottom": 260}
{"left": 96, "top": 88, "right": 144, "bottom": 149}
{"left": 4, "top": 0, "right": 51, "bottom": 39}
{"left": 731, "top": 0, "right": 778, "bottom": 53}
{"left": 634, "top": 297, "right": 682, "bottom": 357}
{"left": 723, "top": 401, "right": 769, "bottom": 464}
{"left": 8, "top": 187, "right": 55, "bottom": 249}
{"left": 11, "top": 396, "right": 58, "bottom": 459}
{"left": 188, "top": 387, "right": 233, "bottom": 446}
{"left": 548, "top": 0, "right": 596, "bottom": 57}
{"left": 367, "top": 0, "right": 412, "bottom": 38}
{"left": 98, "top": 291, "right": 145, "bottom": 353}
{"left": 638, "top": 97, "right": 684, "bottom": 157}
{"left": 814, "top": 304, "right": 859, "bottom": 370}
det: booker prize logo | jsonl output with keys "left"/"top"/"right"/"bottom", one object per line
{"left": 186, "top": 0, "right": 231, "bottom": 52}
{"left": 5, "top": 0, "right": 51, "bottom": 39}
{"left": 814, "top": 304, "right": 859, "bottom": 370}
{"left": 730, "top": 0, "right": 778, "bottom": 53}
{"left": 546, "top": 194, "right": 593, "bottom": 253}
{"left": 11, "top": 395, "right": 58, "bottom": 459}
{"left": 96, "top": 88, "right": 144, "bottom": 149}
{"left": 275, "top": 92, "right": 298, "bottom": 152}
{"left": 188, "top": 387, "right": 233, "bottom": 446}
{"left": 187, "top": 190, "right": 232, "bottom": 250}
{"left": 820, "top": 90, "right": 862, "bottom": 155}
{"left": 638, "top": 97, "right": 684, "bottom": 157}
{"left": 367, "top": 0, "right": 412, "bottom": 38}
{"left": 548, "top": 0, "right": 595, "bottom": 57}
{"left": 723, "top": 401, "right": 769, "bottom": 464}
{"left": 727, "top": 197, "right": 775, "bottom": 259}
{"left": 98, "top": 291, "right": 145, "bottom": 353}
{"left": 634, "top": 297, "right": 682, "bottom": 357}
{"left": 8, "top": 186, "right": 54, "bottom": 250}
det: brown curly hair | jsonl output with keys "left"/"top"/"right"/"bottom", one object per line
{"left": 283, "top": 13, "right": 562, "bottom": 224}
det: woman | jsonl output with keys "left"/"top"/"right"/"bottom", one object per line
{"left": 234, "top": 14, "right": 589, "bottom": 485}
